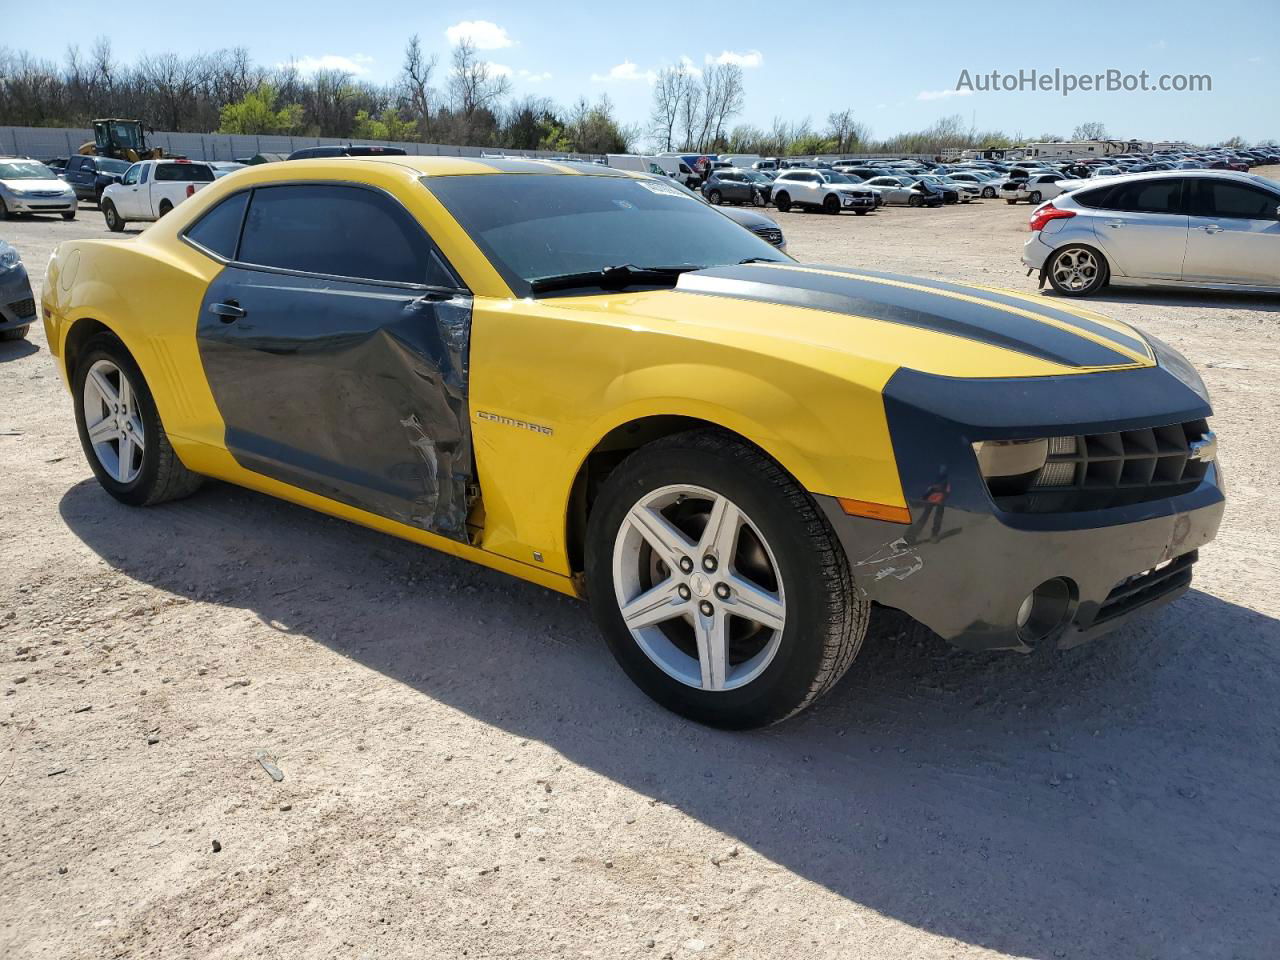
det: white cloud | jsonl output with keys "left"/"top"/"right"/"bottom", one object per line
{"left": 917, "top": 88, "right": 973, "bottom": 101}
{"left": 446, "top": 20, "right": 515, "bottom": 49}
{"left": 705, "top": 49, "right": 763, "bottom": 68}
{"left": 591, "top": 60, "right": 658, "bottom": 84}
{"left": 679, "top": 55, "right": 703, "bottom": 79}
{"left": 285, "top": 54, "right": 374, "bottom": 76}
{"left": 519, "top": 69, "right": 552, "bottom": 83}
{"left": 486, "top": 62, "right": 514, "bottom": 77}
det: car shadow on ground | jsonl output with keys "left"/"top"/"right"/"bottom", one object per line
{"left": 58, "top": 478, "right": 1280, "bottom": 959}
{"left": 0, "top": 338, "right": 39, "bottom": 362}
{"left": 1040, "top": 286, "right": 1279, "bottom": 313}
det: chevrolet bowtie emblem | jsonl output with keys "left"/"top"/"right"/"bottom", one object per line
{"left": 1188, "top": 431, "right": 1217, "bottom": 463}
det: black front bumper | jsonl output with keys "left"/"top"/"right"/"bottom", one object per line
{"left": 819, "top": 357, "right": 1225, "bottom": 652}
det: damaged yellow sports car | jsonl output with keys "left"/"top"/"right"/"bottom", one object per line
{"left": 42, "top": 157, "right": 1224, "bottom": 727}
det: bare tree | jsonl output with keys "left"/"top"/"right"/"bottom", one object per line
{"left": 399, "top": 34, "right": 437, "bottom": 138}
{"left": 701, "top": 63, "right": 744, "bottom": 149}
{"left": 649, "top": 65, "right": 691, "bottom": 152}
{"left": 448, "top": 39, "right": 510, "bottom": 118}
{"left": 1072, "top": 121, "right": 1108, "bottom": 141}
{"left": 826, "top": 109, "right": 870, "bottom": 154}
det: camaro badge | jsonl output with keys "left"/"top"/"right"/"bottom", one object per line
{"left": 477, "top": 410, "right": 554, "bottom": 436}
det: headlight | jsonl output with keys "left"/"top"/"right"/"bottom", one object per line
{"left": 0, "top": 246, "right": 20, "bottom": 271}
{"left": 972, "top": 438, "right": 1048, "bottom": 479}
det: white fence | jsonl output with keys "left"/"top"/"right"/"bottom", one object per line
{"left": 0, "top": 126, "right": 601, "bottom": 163}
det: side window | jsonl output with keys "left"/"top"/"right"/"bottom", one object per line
{"left": 1072, "top": 185, "right": 1115, "bottom": 209}
{"left": 184, "top": 191, "right": 249, "bottom": 260}
{"left": 1196, "top": 181, "right": 1279, "bottom": 220}
{"left": 140, "top": 164, "right": 151, "bottom": 184}
{"left": 67, "top": 157, "right": 84, "bottom": 173}
{"left": 238, "top": 184, "right": 456, "bottom": 286}
{"left": 1106, "top": 179, "right": 1184, "bottom": 214}
{"left": 122, "top": 164, "right": 140, "bottom": 186}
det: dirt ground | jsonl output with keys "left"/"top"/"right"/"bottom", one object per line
{"left": 2, "top": 176, "right": 1279, "bottom": 960}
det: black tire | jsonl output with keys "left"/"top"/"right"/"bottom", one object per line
{"left": 908, "top": 194, "right": 923, "bottom": 207}
{"left": 982, "top": 187, "right": 996, "bottom": 198}
{"left": 95, "top": 188, "right": 106, "bottom": 207}
{"left": 822, "top": 194, "right": 841, "bottom": 215}
{"left": 1, "top": 325, "right": 29, "bottom": 342}
{"left": 62, "top": 209, "right": 77, "bottom": 221}
{"left": 1006, "top": 199, "right": 1017, "bottom": 205}
{"left": 773, "top": 191, "right": 791, "bottom": 213}
{"left": 1045, "top": 244, "right": 1109, "bottom": 298}
{"left": 157, "top": 200, "right": 173, "bottom": 217}
{"left": 103, "top": 201, "right": 125, "bottom": 232}
{"left": 854, "top": 209, "right": 869, "bottom": 216}
{"left": 0, "top": 197, "right": 8, "bottom": 220}
{"left": 585, "top": 429, "right": 869, "bottom": 729}
{"left": 708, "top": 189, "right": 722, "bottom": 205}
{"left": 72, "top": 332, "right": 204, "bottom": 506}
{"left": 1028, "top": 190, "right": 1043, "bottom": 204}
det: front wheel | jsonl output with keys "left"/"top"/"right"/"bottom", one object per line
{"left": 854, "top": 209, "right": 869, "bottom": 215}
{"left": 908, "top": 194, "right": 923, "bottom": 207}
{"left": 62, "top": 210, "right": 77, "bottom": 221}
{"left": 585, "top": 429, "right": 869, "bottom": 728}
{"left": 1046, "top": 245, "right": 1109, "bottom": 297}
{"left": 822, "top": 194, "right": 841, "bottom": 215}
{"left": 72, "top": 333, "right": 204, "bottom": 506}
{"left": 1006, "top": 199, "right": 1018, "bottom": 205}
{"left": 103, "top": 201, "right": 125, "bottom": 232}
{"left": 982, "top": 187, "right": 996, "bottom": 198}
{"left": 773, "top": 192, "right": 791, "bottom": 213}
{"left": 0, "top": 197, "right": 8, "bottom": 220}
{"left": 0, "top": 325, "right": 29, "bottom": 342}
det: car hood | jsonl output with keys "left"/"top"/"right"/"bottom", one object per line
{"left": 1, "top": 177, "right": 71, "bottom": 191}
{"left": 718, "top": 207, "right": 777, "bottom": 230}
{"left": 542, "top": 263, "right": 1156, "bottom": 380}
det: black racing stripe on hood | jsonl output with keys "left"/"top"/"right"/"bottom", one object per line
{"left": 677, "top": 266, "right": 1137, "bottom": 368}
{"left": 810, "top": 265, "right": 1151, "bottom": 357}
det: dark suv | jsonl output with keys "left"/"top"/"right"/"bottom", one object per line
{"left": 62, "top": 154, "right": 132, "bottom": 205}
{"left": 285, "top": 144, "right": 409, "bottom": 161}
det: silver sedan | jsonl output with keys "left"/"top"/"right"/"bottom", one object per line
{"left": 1022, "top": 170, "right": 1280, "bottom": 296}
{"left": 0, "top": 158, "right": 78, "bottom": 220}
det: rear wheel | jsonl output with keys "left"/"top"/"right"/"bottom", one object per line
{"left": 1046, "top": 244, "right": 1109, "bottom": 297}
{"left": 1006, "top": 199, "right": 1018, "bottom": 205}
{"left": 773, "top": 191, "right": 791, "bottom": 213}
{"left": 72, "top": 333, "right": 204, "bottom": 506}
{"left": 585, "top": 429, "right": 869, "bottom": 728}
{"left": 157, "top": 200, "right": 174, "bottom": 217}
{"left": 982, "top": 186, "right": 996, "bottom": 198}
{"left": 908, "top": 194, "right": 923, "bottom": 207}
{"left": 822, "top": 194, "right": 841, "bottom": 215}
{"left": 103, "top": 201, "right": 125, "bottom": 232}
{"left": 1028, "top": 190, "right": 1043, "bottom": 204}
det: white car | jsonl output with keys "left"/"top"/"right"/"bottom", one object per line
{"left": 862, "top": 175, "right": 935, "bottom": 207}
{"left": 1001, "top": 172, "right": 1073, "bottom": 205}
{"left": 946, "top": 171, "right": 1002, "bottom": 199}
{"left": 0, "top": 157, "right": 78, "bottom": 220}
{"left": 100, "top": 159, "right": 217, "bottom": 231}
{"left": 769, "top": 170, "right": 878, "bottom": 215}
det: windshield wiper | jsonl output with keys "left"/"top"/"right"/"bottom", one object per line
{"left": 529, "top": 263, "right": 699, "bottom": 294}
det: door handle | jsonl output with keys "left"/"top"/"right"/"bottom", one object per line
{"left": 1105, "top": 220, "right": 1125, "bottom": 228}
{"left": 208, "top": 300, "right": 246, "bottom": 322}
{"left": 1202, "top": 224, "right": 1223, "bottom": 234}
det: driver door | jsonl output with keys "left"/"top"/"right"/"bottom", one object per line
{"left": 115, "top": 164, "right": 143, "bottom": 217}
{"left": 191, "top": 182, "right": 477, "bottom": 539}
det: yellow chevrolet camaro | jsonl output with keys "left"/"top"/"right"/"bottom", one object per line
{"left": 42, "top": 157, "right": 1225, "bottom": 727}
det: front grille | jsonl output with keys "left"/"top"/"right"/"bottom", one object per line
{"left": 988, "top": 419, "right": 1212, "bottom": 513}
{"left": 1094, "top": 550, "right": 1196, "bottom": 626}
{"left": 7, "top": 297, "right": 36, "bottom": 320}
{"left": 751, "top": 226, "right": 784, "bottom": 246}
{"left": 30, "top": 190, "right": 65, "bottom": 198}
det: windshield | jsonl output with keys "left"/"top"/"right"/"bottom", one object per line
{"left": 423, "top": 174, "right": 787, "bottom": 295}
{"left": 0, "top": 160, "right": 56, "bottom": 181}
{"left": 821, "top": 172, "right": 855, "bottom": 183}
{"left": 98, "top": 158, "right": 131, "bottom": 174}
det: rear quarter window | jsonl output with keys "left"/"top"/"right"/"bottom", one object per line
{"left": 184, "top": 191, "right": 249, "bottom": 260}
{"left": 156, "top": 163, "right": 215, "bottom": 182}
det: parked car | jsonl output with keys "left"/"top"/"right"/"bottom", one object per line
{"left": 285, "top": 144, "right": 409, "bottom": 161}
{"left": 654, "top": 175, "right": 785, "bottom": 250}
{"left": 862, "top": 175, "right": 939, "bottom": 207}
{"left": 210, "top": 161, "right": 248, "bottom": 178}
{"left": 42, "top": 157, "right": 1224, "bottom": 728}
{"left": 43, "top": 157, "right": 70, "bottom": 173}
{"left": 0, "top": 158, "right": 78, "bottom": 220}
{"left": 702, "top": 169, "right": 766, "bottom": 206}
{"left": 912, "top": 174, "right": 975, "bottom": 203}
{"left": 100, "top": 159, "right": 216, "bottom": 231}
{"left": 1023, "top": 170, "right": 1280, "bottom": 296}
{"left": 947, "top": 171, "right": 1000, "bottom": 199}
{"left": 769, "top": 170, "right": 877, "bottom": 214}
{"left": 0, "top": 238, "right": 36, "bottom": 341}
{"left": 62, "top": 154, "right": 132, "bottom": 204}
{"left": 1002, "top": 172, "right": 1072, "bottom": 204}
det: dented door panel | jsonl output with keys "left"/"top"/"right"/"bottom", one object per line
{"left": 195, "top": 266, "right": 473, "bottom": 539}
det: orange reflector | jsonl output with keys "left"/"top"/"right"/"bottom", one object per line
{"left": 837, "top": 497, "right": 912, "bottom": 524}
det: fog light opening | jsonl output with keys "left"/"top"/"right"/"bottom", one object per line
{"left": 1017, "top": 578, "right": 1075, "bottom": 645}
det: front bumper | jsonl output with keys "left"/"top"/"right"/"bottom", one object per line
{"left": 3, "top": 193, "right": 77, "bottom": 213}
{"left": 0, "top": 265, "right": 37, "bottom": 333}
{"left": 819, "top": 360, "right": 1225, "bottom": 652}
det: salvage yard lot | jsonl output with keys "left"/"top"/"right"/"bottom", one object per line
{"left": 2, "top": 183, "right": 1279, "bottom": 960}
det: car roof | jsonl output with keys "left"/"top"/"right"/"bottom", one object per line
{"left": 1063, "top": 168, "right": 1275, "bottom": 190}
{"left": 275, "top": 155, "right": 641, "bottom": 179}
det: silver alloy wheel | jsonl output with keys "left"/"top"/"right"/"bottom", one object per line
{"left": 1050, "top": 247, "right": 1100, "bottom": 292}
{"left": 82, "top": 358, "right": 145, "bottom": 483}
{"left": 612, "top": 484, "right": 787, "bottom": 692}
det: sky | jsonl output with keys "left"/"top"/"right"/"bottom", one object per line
{"left": 7, "top": 0, "right": 1278, "bottom": 145}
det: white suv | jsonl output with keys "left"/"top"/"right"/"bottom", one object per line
{"left": 769, "top": 170, "right": 877, "bottom": 215}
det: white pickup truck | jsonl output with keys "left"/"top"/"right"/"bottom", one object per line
{"left": 100, "top": 159, "right": 217, "bottom": 231}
